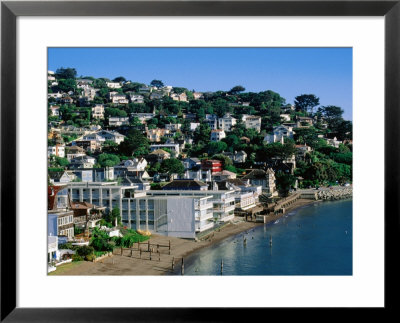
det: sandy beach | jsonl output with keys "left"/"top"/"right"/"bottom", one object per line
{"left": 49, "top": 198, "right": 317, "bottom": 276}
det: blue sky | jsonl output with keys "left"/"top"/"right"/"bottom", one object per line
{"left": 48, "top": 47, "right": 352, "bottom": 120}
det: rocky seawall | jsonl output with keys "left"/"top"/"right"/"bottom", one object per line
{"left": 301, "top": 187, "right": 353, "bottom": 201}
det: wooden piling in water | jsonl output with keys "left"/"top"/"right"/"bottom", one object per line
{"left": 221, "top": 259, "right": 223, "bottom": 275}
{"left": 270, "top": 235, "right": 272, "bottom": 247}
{"left": 172, "top": 257, "right": 175, "bottom": 270}
{"left": 181, "top": 258, "right": 184, "bottom": 275}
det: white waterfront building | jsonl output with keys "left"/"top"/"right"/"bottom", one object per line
{"left": 66, "top": 183, "right": 215, "bottom": 238}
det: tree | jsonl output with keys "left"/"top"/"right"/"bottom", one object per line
{"left": 160, "top": 158, "right": 184, "bottom": 175}
{"left": 172, "top": 87, "right": 187, "bottom": 94}
{"left": 55, "top": 67, "right": 77, "bottom": 80}
{"left": 294, "top": 94, "right": 320, "bottom": 114}
{"left": 207, "top": 141, "right": 227, "bottom": 156}
{"left": 102, "top": 140, "right": 119, "bottom": 154}
{"left": 118, "top": 129, "right": 149, "bottom": 157}
{"left": 90, "top": 227, "right": 113, "bottom": 252}
{"left": 150, "top": 80, "right": 164, "bottom": 88}
{"left": 113, "top": 76, "right": 126, "bottom": 83}
{"left": 275, "top": 171, "right": 296, "bottom": 196}
{"left": 97, "top": 153, "right": 120, "bottom": 167}
{"left": 229, "top": 85, "right": 245, "bottom": 95}
{"left": 57, "top": 78, "right": 77, "bottom": 93}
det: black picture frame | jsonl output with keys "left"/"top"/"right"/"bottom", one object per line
{"left": 1, "top": 0, "right": 398, "bottom": 321}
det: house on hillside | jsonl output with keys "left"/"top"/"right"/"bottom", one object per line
{"left": 170, "top": 92, "right": 188, "bottom": 102}
{"left": 48, "top": 144, "right": 65, "bottom": 158}
{"left": 109, "top": 117, "right": 129, "bottom": 127}
{"left": 210, "top": 129, "right": 226, "bottom": 142}
{"left": 92, "top": 104, "right": 105, "bottom": 119}
{"left": 146, "top": 149, "right": 171, "bottom": 164}
{"left": 263, "top": 125, "right": 294, "bottom": 144}
{"left": 242, "top": 115, "right": 262, "bottom": 133}
{"left": 65, "top": 146, "right": 86, "bottom": 161}
{"left": 106, "top": 82, "right": 122, "bottom": 89}
{"left": 218, "top": 113, "right": 236, "bottom": 131}
{"left": 114, "top": 158, "right": 148, "bottom": 177}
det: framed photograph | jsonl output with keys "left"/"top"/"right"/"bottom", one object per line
{"left": 1, "top": 0, "right": 398, "bottom": 321}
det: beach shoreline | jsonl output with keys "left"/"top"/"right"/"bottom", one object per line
{"left": 49, "top": 198, "right": 319, "bottom": 276}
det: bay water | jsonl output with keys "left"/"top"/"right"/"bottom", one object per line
{"left": 183, "top": 199, "right": 352, "bottom": 275}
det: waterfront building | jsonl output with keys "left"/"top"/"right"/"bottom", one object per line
{"left": 242, "top": 168, "right": 277, "bottom": 196}
{"left": 147, "top": 190, "right": 236, "bottom": 223}
{"left": 162, "top": 179, "right": 209, "bottom": 191}
{"left": 48, "top": 209, "right": 75, "bottom": 240}
{"left": 66, "top": 182, "right": 214, "bottom": 238}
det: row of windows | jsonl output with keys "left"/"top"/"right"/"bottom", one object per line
{"left": 58, "top": 215, "right": 73, "bottom": 226}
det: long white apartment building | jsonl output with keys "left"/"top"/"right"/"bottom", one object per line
{"left": 146, "top": 190, "right": 236, "bottom": 223}
{"left": 65, "top": 183, "right": 214, "bottom": 238}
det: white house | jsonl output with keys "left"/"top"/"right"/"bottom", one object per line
{"left": 48, "top": 145, "right": 65, "bottom": 158}
{"left": 92, "top": 104, "right": 105, "bottom": 119}
{"left": 97, "top": 130, "right": 125, "bottom": 144}
{"left": 150, "top": 143, "right": 180, "bottom": 155}
{"left": 109, "top": 117, "right": 129, "bottom": 127}
{"left": 210, "top": 129, "right": 226, "bottom": 142}
{"left": 50, "top": 105, "right": 60, "bottom": 117}
{"left": 263, "top": 125, "right": 294, "bottom": 144}
{"left": 190, "top": 123, "right": 200, "bottom": 131}
{"left": 165, "top": 123, "right": 182, "bottom": 131}
{"left": 234, "top": 150, "right": 247, "bottom": 163}
{"left": 326, "top": 137, "right": 342, "bottom": 148}
{"left": 114, "top": 158, "right": 148, "bottom": 177}
{"left": 242, "top": 115, "right": 262, "bottom": 133}
{"left": 218, "top": 113, "right": 236, "bottom": 131}
{"left": 106, "top": 82, "right": 122, "bottom": 89}
{"left": 130, "top": 94, "right": 144, "bottom": 104}
{"left": 110, "top": 94, "right": 128, "bottom": 104}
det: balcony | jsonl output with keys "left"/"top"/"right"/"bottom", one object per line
{"left": 195, "top": 212, "right": 213, "bottom": 222}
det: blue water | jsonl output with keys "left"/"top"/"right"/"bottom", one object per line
{"left": 183, "top": 199, "right": 352, "bottom": 275}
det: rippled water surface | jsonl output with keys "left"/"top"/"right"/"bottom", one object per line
{"left": 183, "top": 199, "right": 352, "bottom": 275}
